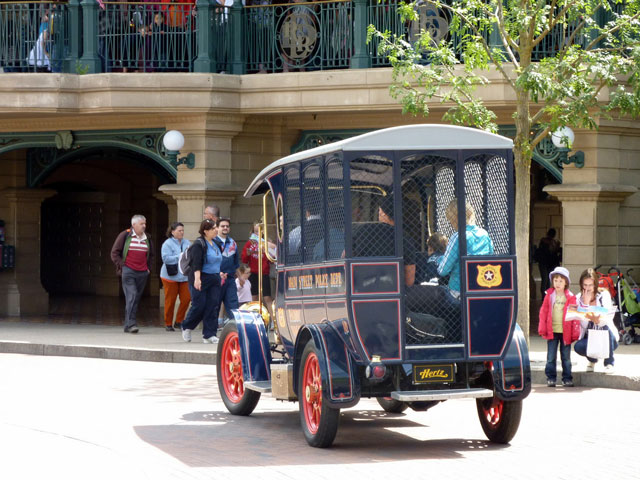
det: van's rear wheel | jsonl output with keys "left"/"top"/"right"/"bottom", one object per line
{"left": 377, "top": 397, "right": 408, "bottom": 413}
{"left": 298, "top": 341, "right": 340, "bottom": 448}
{"left": 217, "top": 322, "right": 260, "bottom": 416}
{"left": 476, "top": 397, "right": 522, "bottom": 444}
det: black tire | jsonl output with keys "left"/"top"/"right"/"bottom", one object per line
{"left": 298, "top": 341, "right": 340, "bottom": 448}
{"left": 408, "top": 400, "right": 441, "bottom": 412}
{"left": 377, "top": 397, "right": 408, "bottom": 413}
{"left": 476, "top": 397, "right": 522, "bottom": 444}
{"left": 217, "top": 322, "right": 261, "bottom": 416}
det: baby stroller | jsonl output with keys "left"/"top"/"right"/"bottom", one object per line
{"left": 619, "top": 269, "right": 640, "bottom": 345}
{"left": 595, "top": 266, "right": 640, "bottom": 345}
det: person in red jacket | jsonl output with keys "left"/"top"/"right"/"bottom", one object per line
{"left": 241, "top": 221, "right": 275, "bottom": 319}
{"left": 538, "top": 266, "right": 577, "bottom": 387}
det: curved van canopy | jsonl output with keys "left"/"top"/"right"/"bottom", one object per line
{"left": 244, "top": 124, "right": 513, "bottom": 197}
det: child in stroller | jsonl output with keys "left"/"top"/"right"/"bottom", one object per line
{"left": 594, "top": 266, "right": 640, "bottom": 345}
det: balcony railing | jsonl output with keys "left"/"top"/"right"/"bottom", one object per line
{"left": 0, "top": 0, "right": 600, "bottom": 74}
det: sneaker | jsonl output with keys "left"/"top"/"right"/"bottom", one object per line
{"left": 124, "top": 325, "right": 139, "bottom": 334}
{"left": 586, "top": 362, "right": 595, "bottom": 372}
{"left": 174, "top": 322, "right": 182, "bottom": 329}
{"left": 182, "top": 328, "right": 192, "bottom": 342}
{"left": 604, "top": 364, "right": 615, "bottom": 374}
{"left": 547, "top": 379, "right": 556, "bottom": 387}
{"left": 165, "top": 326, "right": 175, "bottom": 332}
{"left": 562, "top": 380, "right": 574, "bottom": 387}
{"left": 203, "top": 336, "right": 219, "bottom": 344}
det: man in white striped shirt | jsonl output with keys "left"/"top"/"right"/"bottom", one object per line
{"left": 111, "top": 214, "right": 154, "bottom": 333}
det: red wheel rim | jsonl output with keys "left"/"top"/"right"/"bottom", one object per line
{"left": 481, "top": 398, "right": 504, "bottom": 428}
{"left": 302, "top": 352, "right": 322, "bottom": 434}
{"left": 221, "top": 332, "right": 244, "bottom": 403}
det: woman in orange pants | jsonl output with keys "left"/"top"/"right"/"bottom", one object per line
{"left": 160, "top": 222, "right": 191, "bottom": 330}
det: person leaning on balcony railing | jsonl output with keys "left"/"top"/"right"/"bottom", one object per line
{"left": 27, "top": 10, "right": 51, "bottom": 72}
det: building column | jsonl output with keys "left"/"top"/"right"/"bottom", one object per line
{"left": 544, "top": 183, "right": 637, "bottom": 281}
{"left": 156, "top": 187, "right": 245, "bottom": 240}
{"left": 0, "top": 188, "right": 56, "bottom": 316}
{"left": 158, "top": 115, "right": 247, "bottom": 239}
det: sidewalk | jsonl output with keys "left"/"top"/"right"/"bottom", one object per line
{"left": 1, "top": 320, "right": 638, "bottom": 390}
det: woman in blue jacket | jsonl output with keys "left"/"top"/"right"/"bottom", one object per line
{"left": 182, "top": 219, "right": 227, "bottom": 344}
{"left": 160, "top": 222, "right": 191, "bottom": 331}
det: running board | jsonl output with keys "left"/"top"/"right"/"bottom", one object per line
{"left": 245, "top": 381, "right": 272, "bottom": 393}
{"left": 391, "top": 388, "right": 493, "bottom": 402}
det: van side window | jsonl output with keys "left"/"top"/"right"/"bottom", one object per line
{"left": 464, "top": 154, "right": 510, "bottom": 255}
{"left": 302, "top": 162, "right": 324, "bottom": 263}
{"left": 349, "top": 155, "right": 395, "bottom": 258}
{"left": 316, "top": 158, "right": 345, "bottom": 261}
{"left": 285, "top": 165, "right": 302, "bottom": 264}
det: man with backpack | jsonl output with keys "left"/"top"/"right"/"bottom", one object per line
{"left": 110, "top": 214, "right": 154, "bottom": 333}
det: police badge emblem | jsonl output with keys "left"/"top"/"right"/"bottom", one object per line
{"left": 477, "top": 264, "right": 502, "bottom": 288}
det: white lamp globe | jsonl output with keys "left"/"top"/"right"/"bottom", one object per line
{"left": 551, "top": 126, "right": 575, "bottom": 149}
{"left": 163, "top": 130, "right": 185, "bottom": 152}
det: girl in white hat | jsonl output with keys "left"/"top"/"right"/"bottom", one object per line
{"left": 538, "top": 266, "right": 578, "bottom": 387}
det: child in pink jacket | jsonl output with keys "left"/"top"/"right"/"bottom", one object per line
{"left": 538, "top": 266, "right": 577, "bottom": 387}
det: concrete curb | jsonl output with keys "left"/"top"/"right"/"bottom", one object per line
{"left": 0, "top": 341, "right": 217, "bottom": 365}
{"left": 531, "top": 367, "right": 640, "bottom": 391}
{"left": 2, "top": 338, "right": 638, "bottom": 391}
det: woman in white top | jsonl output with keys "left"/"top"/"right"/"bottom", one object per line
{"left": 573, "top": 268, "right": 619, "bottom": 373}
{"left": 27, "top": 23, "right": 51, "bottom": 71}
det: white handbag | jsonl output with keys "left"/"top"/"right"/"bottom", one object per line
{"left": 586, "top": 327, "right": 610, "bottom": 359}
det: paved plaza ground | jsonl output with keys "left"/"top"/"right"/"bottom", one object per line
{"left": 1, "top": 353, "right": 639, "bottom": 480}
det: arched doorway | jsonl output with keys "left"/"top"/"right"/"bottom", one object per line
{"left": 34, "top": 147, "right": 174, "bottom": 324}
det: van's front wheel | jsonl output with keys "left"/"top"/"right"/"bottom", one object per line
{"left": 298, "top": 341, "right": 340, "bottom": 448}
{"left": 217, "top": 322, "right": 260, "bottom": 416}
{"left": 476, "top": 397, "right": 522, "bottom": 444}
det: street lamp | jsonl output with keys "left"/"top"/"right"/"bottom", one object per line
{"left": 550, "top": 126, "right": 585, "bottom": 168}
{"left": 162, "top": 130, "right": 195, "bottom": 169}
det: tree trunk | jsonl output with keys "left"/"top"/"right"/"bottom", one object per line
{"left": 513, "top": 147, "right": 532, "bottom": 344}
{"left": 513, "top": 88, "right": 532, "bottom": 344}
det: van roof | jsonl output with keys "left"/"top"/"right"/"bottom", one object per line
{"left": 245, "top": 124, "right": 513, "bottom": 196}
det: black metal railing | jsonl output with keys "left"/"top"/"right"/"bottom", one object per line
{"left": 0, "top": 0, "right": 599, "bottom": 74}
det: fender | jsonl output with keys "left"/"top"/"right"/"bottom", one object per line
{"left": 293, "top": 323, "right": 361, "bottom": 409}
{"left": 491, "top": 324, "right": 531, "bottom": 401}
{"left": 231, "top": 309, "right": 272, "bottom": 383}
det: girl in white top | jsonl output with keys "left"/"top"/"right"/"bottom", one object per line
{"left": 573, "top": 268, "right": 619, "bottom": 373}
{"left": 235, "top": 264, "right": 253, "bottom": 305}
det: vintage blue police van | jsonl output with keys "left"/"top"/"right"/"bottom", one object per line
{"left": 217, "top": 124, "right": 531, "bottom": 448}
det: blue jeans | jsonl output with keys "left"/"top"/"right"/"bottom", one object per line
{"left": 574, "top": 326, "right": 618, "bottom": 366}
{"left": 183, "top": 273, "right": 221, "bottom": 339}
{"left": 545, "top": 333, "right": 572, "bottom": 382}
{"left": 215, "top": 275, "right": 239, "bottom": 320}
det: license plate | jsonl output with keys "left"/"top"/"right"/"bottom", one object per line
{"left": 413, "top": 364, "right": 454, "bottom": 384}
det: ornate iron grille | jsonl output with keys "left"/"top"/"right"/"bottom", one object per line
{"left": 285, "top": 165, "right": 302, "bottom": 264}
{"left": 98, "top": 2, "right": 198, "bottom": 72}
{"left": 0, "top": 2, "right": 68, "bottom": 72}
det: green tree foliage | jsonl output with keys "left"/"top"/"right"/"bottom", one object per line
{"left": 369, "top": 0, "right": 640, "bottom": 336}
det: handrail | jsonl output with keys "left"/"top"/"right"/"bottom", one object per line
{"left": 263, "top": 190, "right": 277, "bottom": 264}
{"left": 244, "top": 0, "right": 351, "bottom": 8}
{"left": 101, "top": 2, "right": 195, "bottom": 5}
{"left": 0, "top": 1, "right": 68, "bottom": 3}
